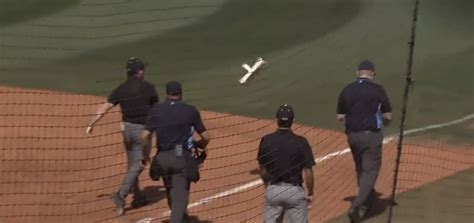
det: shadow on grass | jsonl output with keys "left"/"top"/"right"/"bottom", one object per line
{"left": 343, "top": 191, "right": 392, "bottom": 221}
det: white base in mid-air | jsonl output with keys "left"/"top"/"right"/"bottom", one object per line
{"left": 239, "top": 57, "right": 266, "bottom": 84}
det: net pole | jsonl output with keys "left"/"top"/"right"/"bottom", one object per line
{"left": 387, "top": 0, "right": 420, "bottom": 222}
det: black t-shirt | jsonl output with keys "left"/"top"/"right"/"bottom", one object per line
{"left": 107, "top": 77, "right": 158, "bottom": 125}
{"left": 257, "top": 129, "right": 315, "bottom": 185}
{"left": 337, "top": 78, "right": 392, "bottom": 132}
{"left": 145, "top": 100, "right": 206, "bottom": 150}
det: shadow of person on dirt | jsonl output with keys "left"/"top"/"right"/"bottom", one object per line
{"left": 249, "top": 168, "right": 260, "bottom": 175}
{"left": 125, "top": 185, "right": 167, "bottom": 211}
{"left": 343, "top": 191, "right": 391, "bottom": 221}
{"left": 160, "top": 215, "right": 214, "bottom": 223}
{"left": 96, "top": 185, "right": 166, "bottom": 210}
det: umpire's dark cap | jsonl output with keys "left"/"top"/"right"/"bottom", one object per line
{"left": 166, "top": 81, "right": 182, "bottom": 95}
{"left": 357, "top": 60, "right": 375, "bottom": 71}
{"left": 276, "top": 104, "right": 294, "bottom": 122}
{"left": 126, "top": 57, "right": 145, "bottom": 74}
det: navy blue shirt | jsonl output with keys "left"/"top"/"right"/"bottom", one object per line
{"left": 257, "top": 129, "right": 315, "bottom": 185}
{"left": 108, "top": 77, "right": 158, "bottom": 124}
{"left": 337, "top": 78, "right": 392, "bottom": 132}
{"left": 145, "top": 99, "right": 206, "bottom": 150}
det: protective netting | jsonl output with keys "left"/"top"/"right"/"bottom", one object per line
{"left": 1, "top": 0, "right": 473, "bottom": 222}
{"left": 3, "top": 86, "right": 471, "bottom": 223}
{"left": 388, "top": 134, "right": 474, "bottom": 222}
{"left": 0, "top": 86, "right": 397, "bottom": 222}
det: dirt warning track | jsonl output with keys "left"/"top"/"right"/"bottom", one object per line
{"left": 1, "top": 86, "right": 473, "bottom": 223}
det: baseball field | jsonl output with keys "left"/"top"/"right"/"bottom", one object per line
{"left": 1, "top": 0, "right": 473, "bottom": 222}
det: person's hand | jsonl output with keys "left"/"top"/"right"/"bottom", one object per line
{"left": 197, "top": 147, "right": 206, "bottom": 154}
{"left": 195, "top": 148, "right": 207, "bottom": 165}
{"left": 307, "top": 194, "right": 314, "bottom": 209}
{"left": 86, "top": 126, "right": 93, "bottom": 134}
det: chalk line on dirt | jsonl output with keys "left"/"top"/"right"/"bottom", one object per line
{"left": 138, "top": 113, "right": 473, "bottom": 222}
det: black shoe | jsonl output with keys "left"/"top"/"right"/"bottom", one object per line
{"left": 131, "top": 191, "right": 148, "bottom": 208}
{"left": 362, "top": 190, "right": 377, "bottom": 214}
{"left": 112, "top": 192, "right": 125, "bottom": 216}
{"left": 363, "top": 203, "right": 376, "bottom": 218}
{"left": 349, "top": 205, "right": 369, "bottom": 223}
{"left": 348, "top": 207, "right": 361, "bottom": 223}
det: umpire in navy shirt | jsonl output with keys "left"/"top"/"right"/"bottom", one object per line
{"left": 86, "top": 57, "right": 158, "bottom": 216}
{"left": 258, "top": 104, "right": 315, "bottom": 223}
{"left": 337, "top": 60, "right": 392, "bottom": 223}
{"left": 142, "top": 81, "right": 210, "bottom": 223}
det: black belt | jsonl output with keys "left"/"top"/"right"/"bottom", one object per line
{"left": 158, "top": 144, "right": 190, "bottom": 152}
{"left": 269, "top": 181, "right": 302, "bottom": 187}
{"left": 122, "top": 121, "right": 145, "bottom": 125}
{"left": 122, "top": 118, "right": 146, "bottom": 125}
{"left": 346, "top": 129, "right": 380, "bottom": 134}
{"left": 157, "top": 147, "right": 174, "bottom": 152}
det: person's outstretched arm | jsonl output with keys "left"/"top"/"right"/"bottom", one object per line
{"left": 86, "top": 102, "right": 114, "bottom": 134}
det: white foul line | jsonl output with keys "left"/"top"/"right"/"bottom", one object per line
{"left": 141, "top": 113, "right": 474, "bottom": 222}
{"left": 403, "top": 114, "right": 474, "bottom": 135}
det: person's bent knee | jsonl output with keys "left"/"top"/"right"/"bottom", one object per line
{"left": 129, "top": 160, "right": 145, "bottom": 172}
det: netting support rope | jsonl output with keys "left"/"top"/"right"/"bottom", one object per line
{"left": 387, "top": 0, "right": 420, "bottom": 222}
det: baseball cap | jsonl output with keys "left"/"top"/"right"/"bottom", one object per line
{"left": 126, "top": 57, "right": 145, "bottom": 74}
{"left": 357, "top": 60, "right": 375, "bottom": 71}
{"left": 276, "top": 104, "right": 294, "bottom": 122}
{"left": 166, "top": 81, "right": 182, "bottom": 95}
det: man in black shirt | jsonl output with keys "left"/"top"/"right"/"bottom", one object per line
{"left": 257, "top": 104, "right": 315, "bottom": 223}
{"left": 142, "top": 81, "right": 210, "bottom": 223}
{"left": 337, "top": 60, "right": 392, "bottom": 223}
{"left": 86, "top": 57, "right": 158, "bottom": 216}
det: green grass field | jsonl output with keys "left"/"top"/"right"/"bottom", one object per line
{"left": 1, "top": 0, "right": 472, "bottom": 133}
{"left": 1, "top": 0, "right": 472, "bottom": 222}
{"left": 0, "top": 0, "right": 80, "bottom": 27}
{"left": 405, "top": 119, "right": 474, "bottom": 145}
{"left": 329, "top": 167, "right": 474, "bottom": 223}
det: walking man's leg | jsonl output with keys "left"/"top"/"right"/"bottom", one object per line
{"left": 118, "top": 149, "right": 144, "bottom": 198}
{"left": 169, "top": 172, "right": 190, "bottom": 223}
{"left": 361, "top": 132, "right": 383, "bottom": 210}
{"left": 285, "top": 186, "right": 308, "bottom": 223}
{"left": 351, "top": 132, "right": 383, "bottom": 218}
{"left": 265, "top": 185, "right": 286, "bottom": 223}
{"left": 112, "top": 124, "right": 135, "bottom": 215}
{"left": 131, "top": 127, "right": 151, "bottom": 208}
{"left": 163, "top": 175, "right": 173, "bottom": 209}
{"left": 348, "top": 133, "right": 364, "bottom": 187}
{"left": 350, "top": 148, "right": 363, "bottom": 186}
{"left": 114, "top": 123, "right": 146, "bottom": 215}
{"left": 119, "top": 123, "right": 145, "bottom": 198}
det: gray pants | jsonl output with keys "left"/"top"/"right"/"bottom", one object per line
{"left": 265, "top": 183, "right": 308, "bottom": 223}
{"left": 347, "top": 131, "right": 383, "bottom": 209}
{"left": 157, "top": 149, "right": 191, "bottom": 223}
{"left": 119, "top": 122, "right": 151, "bottom": 197}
